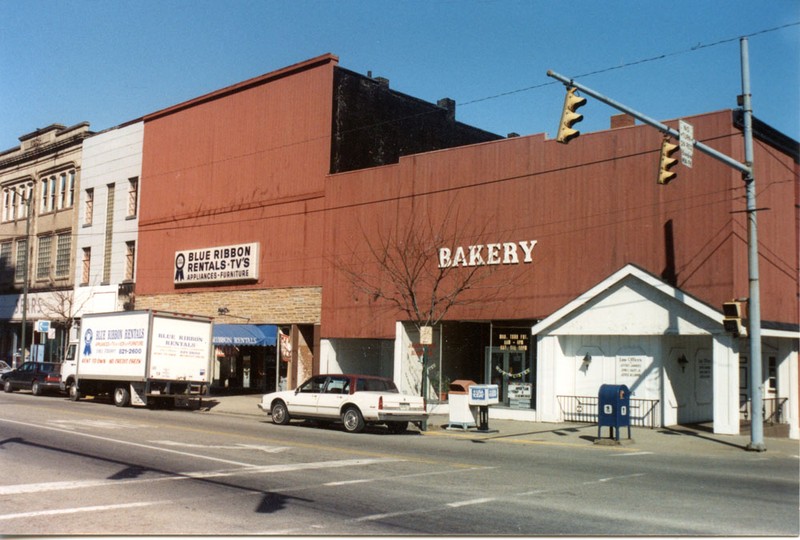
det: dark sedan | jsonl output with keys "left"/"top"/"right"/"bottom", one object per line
{"left": 2, "top": 361, "right": 62, "bottom": 395}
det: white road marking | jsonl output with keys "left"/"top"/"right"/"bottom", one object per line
{"left": 324, "top": 479, "right": 373, "bottom": 486}
{"left": 583, "top": 473, "right": 646, "bottom": 485}
{"left": 354, "top": 471, "right": 649, "bottom": 524}
{"left": 0, "top": 501, "right": 159, "bottom": 521}
{"left": 353, "top": 507, "right": 439, "bottom": 522}
{"left": 612, "top": 451, "right": 654, "bottom": 457}
{"left": 0, "top": 417, "right": 262, "bottom": 467}
{"left": 447, "top": 497, "right": 497, "bottom": 508}
{"left": 518, "top": 489, "right": 549, "bottom": 496}
{"left": 50, "top": 419, "right": 150, "bottom": 431}
{"left": 0, "top": 458, "right": 402, "bottom": 495}
{"left": 150, "top": 441, "right": 289, "bottom": 453}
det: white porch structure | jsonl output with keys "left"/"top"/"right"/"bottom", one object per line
{"left": 532, "top": 264, "right": 798, "bottom": 439}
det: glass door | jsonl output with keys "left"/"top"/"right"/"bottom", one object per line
{"left": 485, "top": 347, "right": 532, "bottom": 408}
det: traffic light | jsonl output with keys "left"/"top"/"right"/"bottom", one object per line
{"left": 556, "top": 87, "right": 587, "bottom": 144}
{"left": 722, "top": 301, "right": 746, "bottom": 337}
{"left": 657, "top": 136, "right": 679, "bottom": 185}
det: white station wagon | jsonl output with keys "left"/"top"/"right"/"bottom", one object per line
{"left": 258, "top": 374, "right": 428, "bottom": 433}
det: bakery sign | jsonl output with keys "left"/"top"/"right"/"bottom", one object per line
{"left": 174, "top": 242, "right": 259, "bottom": 284}
{"left": 438, "top": 240, "right": 537, "bottom": 268}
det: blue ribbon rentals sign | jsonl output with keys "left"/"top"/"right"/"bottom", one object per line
{"left": 174, "top": 242, "right": 259, "bottom": 284}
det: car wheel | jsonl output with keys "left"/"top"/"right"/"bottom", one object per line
{"left": 113, "top": 386, "right": 131, "bottom": 407}
{"left": 31, "top": 381, "right": 41, "bottom": 396}
{"left": 271, "top": 401, "right": 290, "bottom": 425}
{"left": 3, "top": 380, "right": 13, "bottom": 393}
{"left": 342, "top": 406, "right": 365, "bottom": 433}
{"left": 69, "top": 384, "right": 81, "bottom": 401}
{"left": 387, "top": 421, "right": 408, "bottom": 434}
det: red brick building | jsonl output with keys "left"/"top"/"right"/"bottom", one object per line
{"left": 134, "top": 54, "right": 499, "bottom": 392}
{"left": 131, "top": 54, "right": 798, "bottom": 437}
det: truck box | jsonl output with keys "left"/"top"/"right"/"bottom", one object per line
{"left": 62, "top": 310, "right": 213, "bottom": 408}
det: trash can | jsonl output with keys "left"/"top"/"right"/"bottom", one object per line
{"left": 446, "top": 379, "right": 477, "bottom": 430}
{"left": 597, "top": 384, "right": 631, "bottom": 442}
{"left": 468, "top": 384, "right": 499, "bottom": 432}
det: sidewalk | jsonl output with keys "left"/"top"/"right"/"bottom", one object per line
{"left": 197, "top": 393, "right": 800, "bottom": 457}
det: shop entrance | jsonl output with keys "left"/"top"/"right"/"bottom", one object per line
{"left": 485, "top": 347, "right": 534, "bottom": 409}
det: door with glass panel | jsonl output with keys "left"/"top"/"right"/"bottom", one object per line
{"left": 485, "top": 347, "right": 532, "bottom": 408}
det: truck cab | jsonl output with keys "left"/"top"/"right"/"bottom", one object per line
{"left": 60, "top": 341, "right": 78, "bottom": 395}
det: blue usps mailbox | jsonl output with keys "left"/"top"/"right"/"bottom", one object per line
{"left": 597, "top": 384, "right": 631, "bottom": 441}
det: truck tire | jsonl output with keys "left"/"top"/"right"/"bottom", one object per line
{"left": 31, "top": 381, "right": 41, "bottom": 396}
{"left": 271, "top": 401, "right": 290, "bottom": 425}
{"left": 113, "top": 386, "right": 131, "bottom": 407}
{"left": 3, "top": 380, "right": 13, "bottom": 393}
{"left": 342, "top": 406, "right": 365, "bottom": 433}
{"left": 69, "top": 384, "right": 81, "bottom": 401}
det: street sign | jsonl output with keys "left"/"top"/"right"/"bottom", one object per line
{"left": 420, "top": 326, "right": 433, "bottom": 345}
{"left": 679, "top": 120, "right": 694, "bottom": 168}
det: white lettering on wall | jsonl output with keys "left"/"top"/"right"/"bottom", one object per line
{"left": 438, "top": 240, "right": 538, "bottom": 268}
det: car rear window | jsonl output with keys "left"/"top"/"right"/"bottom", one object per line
{"left": 356, "top": 378, "right": 398, "bottom": 392}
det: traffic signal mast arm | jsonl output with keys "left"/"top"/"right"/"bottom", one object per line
{"left": 546, "top": 70, "right": 752, "bottom": 177}
{"left": 550, "top": 35, "right": 766, "bottom": 454}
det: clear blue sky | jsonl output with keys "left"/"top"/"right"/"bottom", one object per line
{"left": 1, "top": 1, "right": 798, "bottom": 152}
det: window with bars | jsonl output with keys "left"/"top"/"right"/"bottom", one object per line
{"left": 102, "top": 184, "right": 115, "bottom": 284}
{"left": 56, "top": 234, "right": 71, "bottom": 277}
{"left": 0, "top": 242, "right": 11, "bottom": 266}
{"left": 84, "top": 188, "right": 94, "bottom": 225}
{"left": 0, "top": 242, "right": 11, "bottom": 280}
{"left": 125, "top": 241, "right": 136, "bottom": 281}
{"left": 37, "top": 235, "right": 52, "bottom": 280}
{"left": 81, "top": 247, "right": 91, "bottom": 285}
{"left": 128, "top": 177, "right": 138, "bottom": 217}
{"left": 15, "top": 239, "right": 27, "bottom": 282}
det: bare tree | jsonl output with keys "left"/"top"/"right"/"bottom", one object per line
{"left": 338, "top": 201, "right": 505, "bottom": 331}
{"left": 336, "top": 198, "right": 520, "bottom": 400}
{"left": 37, "top": 287, "right": 91, "bottom": 361}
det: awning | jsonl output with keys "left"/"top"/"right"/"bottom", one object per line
{"left": 212, "top": 324, "right": 277, "bottom": 346}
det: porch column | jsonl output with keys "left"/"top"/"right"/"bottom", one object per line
{"left": 712, "top": 334, "right": 739, "bottom": 435}
{"left": 536, "top": 335, "right": 560, "bottom": 422}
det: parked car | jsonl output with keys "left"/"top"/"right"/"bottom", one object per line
{"left": 0, "top": 360, "right": 12, "bottom": 375}
{"left": 258, "top": 374, "right": 428, "bottom": 433}
{"left": 2, "top": 361, "right": 62, "bottom": 395}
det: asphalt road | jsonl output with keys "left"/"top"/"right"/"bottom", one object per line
{"left": 1, "top": 391, "right": 797, "bottom": 536}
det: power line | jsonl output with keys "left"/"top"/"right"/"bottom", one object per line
{"left": 460, "top": 21, "right": 800, "bottom": 107}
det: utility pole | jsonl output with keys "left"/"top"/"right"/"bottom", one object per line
{"left": 20, "top": 183, "right": 34, "bottom": 367}
{"left": 547, "top": 36, "right": 765, "bottom": 451}
{"left": 738, "top": 37, "right": 765, "bottom": 452}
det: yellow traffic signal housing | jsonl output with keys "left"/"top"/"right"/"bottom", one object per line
{"left": 657, "top": 137, "right": 679, "bottom": 184}
{"left": 722, "top": 301, "right": 746, "bottom": 337}
{"left": 556, "top": 87, "right": 587, "bottom": 144}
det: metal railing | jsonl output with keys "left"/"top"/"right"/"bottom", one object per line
{"left": 740, "top": 397, "right": 787, "bottom": 425}
{"left": 557, "top": 395, "right": 661, "bottom": 428}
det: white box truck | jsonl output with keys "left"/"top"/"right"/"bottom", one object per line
{"left": 62, "top": 310, "right": 213, "bottom": 408}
